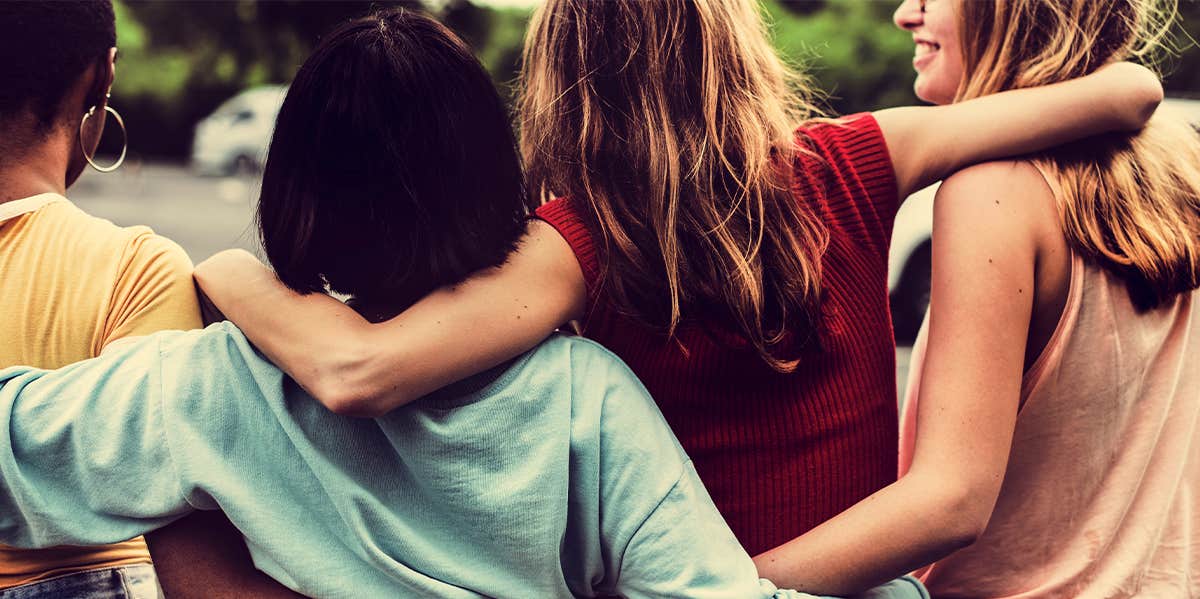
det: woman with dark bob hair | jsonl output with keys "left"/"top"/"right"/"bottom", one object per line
{"left": 0, "top": 7, "right": 926, "bottom": 598}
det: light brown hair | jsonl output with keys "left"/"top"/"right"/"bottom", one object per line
{"left": 957, "top": 0, "right": 1200, "bottom": 309}
{"left": 519, "top": 0, "right": 827, "bottom": 370}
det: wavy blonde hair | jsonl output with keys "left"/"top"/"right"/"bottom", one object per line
{"left": 957, "top": 0, "right": 1200, "bottom": 309}
{"left": 519, "top": 0, "right": 827, "bottom": 370}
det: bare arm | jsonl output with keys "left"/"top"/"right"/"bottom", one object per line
{"left": 875, "top": 61, "right": 1161, "bottom": 199}
{"left": 193, "top": 220, "right": 586, "bottom": 416}
{"left": 753, "top": 163, "right": 1043, "bottom": 594}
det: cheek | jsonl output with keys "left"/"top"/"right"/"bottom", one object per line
{"left": 942, "top": 43, "right": 966, "bottom": 86}
{"left": 914, "top": 61, "right": 960, "bottom": 105}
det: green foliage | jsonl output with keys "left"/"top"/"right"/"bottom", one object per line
{"left": 766, "top": 0, "right": 919, "bottom": 113}
{"left": 1162, "top": 0, "right": 1200, "bottom": 98}
{"left": 112, "top": 0, "right": 1200, "bottom": 159}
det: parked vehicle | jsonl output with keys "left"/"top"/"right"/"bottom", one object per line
{"left": 888, "top": 97, "right": 1200, "bottom": 344}
{"left": 191, "top": 85, "right": 287, "bottom": 176}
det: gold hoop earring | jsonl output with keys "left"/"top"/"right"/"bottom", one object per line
{"left": 79, "top": 104, "right": 128, "bottom": 173}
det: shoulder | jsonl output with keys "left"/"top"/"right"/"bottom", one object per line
{"left": 794, "top": 113, "right": 892, "bottom": 175}
{"left": 523, "top": 334, "right": 645, "bottom": 392}
{"left": 544, "top": 333, "right": 686, "bottom": 460}
{"left": 155, "top": 323, "right": 281, "bottom": 401}
{"left": 120, "top": 230, "right": 194, "bottom": 273}
{"left": 931, "top": 161, "right": 1054, "bottom": 284}
{"left": 34, "top": 201, "right": 138, "bottom": 248}
{"left": 533, "top": 200, "right": 599, "bottom": 282}
{"left": 934, "top": 161, "right": 1055, "bottom": 233}
{"left": 41, "top": 202, "right": 194, "bottom": 272}
{"left": 939, "top": 160, "right": 1050, "bottom": 198}
{"left": 795, "top": 112, "right": 885, "bottom": 148}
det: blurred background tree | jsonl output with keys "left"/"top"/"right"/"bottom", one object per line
{"left": 110, "top": 0, "right": 1200, "bottom": 161}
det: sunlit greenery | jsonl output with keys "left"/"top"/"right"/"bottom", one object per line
{"left": 110, "top": 0, "right": 1200, "bottom": 159}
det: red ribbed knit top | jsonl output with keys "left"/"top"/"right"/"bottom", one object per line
{"left": 535, "top": 114, "right": 899, "bottom": 555}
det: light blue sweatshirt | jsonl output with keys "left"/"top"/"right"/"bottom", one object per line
{"left": 0, "top": 323, "right": 925, "bottom": 599}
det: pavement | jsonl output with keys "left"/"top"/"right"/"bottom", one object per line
{"left": 69, "top": 161, "right": 916, "bottom": 399}
{"left": 71, "top": 160, "right": 262, "bottom": 263}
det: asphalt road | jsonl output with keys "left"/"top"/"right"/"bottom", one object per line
{"left": 71, "top": 160, "right": 262, "bottom": 262}
{"left": 69, "top": 162, "right": 916, "bottom": 403}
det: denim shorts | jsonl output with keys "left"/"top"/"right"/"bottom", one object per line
{"left": 0, "top": 565, "right": 161, "bottom": 599}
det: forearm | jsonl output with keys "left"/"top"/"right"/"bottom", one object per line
{"left": 753, "top": 475, "right": 978, "bottom": 596}
{"left": 936, "top": 73, "right": 1153, "bottom": 172}
{"left": 192, "top": 253, "right": 379, "bottom": 411}
{"left": 878, "top": 62, "right": 1162, "bottom": 197}
{"left": 195, "top": 222, "right": 585, "bottom": 417}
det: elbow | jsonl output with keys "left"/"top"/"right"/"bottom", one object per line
{"left": 1120, "top": 72, "right": 1164, "bottom": 131}
{"left": 294, "top": 327, "right": 422, "bottom": 417}
{"left": 319, "top": 388, "right": 392, "bottom": 418}
{"left": 1129, "top": 86, "right": 1164, "bottom": 130}
{"left": 307, "top": 352, "right": 410, "bottom": 418}
{"left": 935, "top": 484, "right": 995, "bottom": 550}
{"left": 902, "top": 468, "right": 997, "bottom": 552}
{"left": 309, "top": 372, "right": 399, "bottom": 418}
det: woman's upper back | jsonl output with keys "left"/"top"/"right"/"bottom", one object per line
{"left": 901, "top": 116, "right": 1200, "bottom": 597}
{"left": 536, "top": 114, "right": 901, "bottom": 554}
{"left": 905, "top": 247, "right": 1200, "bottom": 597}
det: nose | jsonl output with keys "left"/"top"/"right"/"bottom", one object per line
{"left": 894, "top": 0, "right": 924, "bottom": 31}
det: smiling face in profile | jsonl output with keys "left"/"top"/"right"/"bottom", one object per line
{"left": 894, "top": 0, "right": 965, "bottom": 105}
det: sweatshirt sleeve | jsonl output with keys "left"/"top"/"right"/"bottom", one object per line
{"left": 615, "top": 461, "right": 820, "bottom": 599}
{"left": 0, "top": 334, "right": 193, "bottom": 548}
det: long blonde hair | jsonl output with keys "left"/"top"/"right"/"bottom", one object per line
{"left": 519, "top": 0, "right": 827, "bottom": 370}
{"left": 958, "top": 0, "right": 1200, "bottom": 309}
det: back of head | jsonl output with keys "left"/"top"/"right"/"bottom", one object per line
{"left": 519, "top": 0, "right": 827, "bottom": 371}
{"left": 258, "top": 8, "right": 528, "bottom": 312}
{"left": 957, "top": 0, "right": 1200, "bottom": 309}
{"left": 0, "top": 0, "right": 115, "bottom": 133}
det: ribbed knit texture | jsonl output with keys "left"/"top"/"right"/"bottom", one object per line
{"left": 535, "top": 113, "right": 900, "bottom": 555}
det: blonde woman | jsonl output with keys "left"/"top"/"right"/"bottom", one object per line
{"left": 197, "top": 0, "right": 1158, "bottom": 566}
{"left": 755, "top": 0, "right": 1200, "bottom": 596}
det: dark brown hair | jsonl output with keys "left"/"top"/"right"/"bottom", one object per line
{"left": 258, "top": 8, "right": 528, "bottom": 311}
{"left": 0, "top": 0, "right": 115, "bottom": 131}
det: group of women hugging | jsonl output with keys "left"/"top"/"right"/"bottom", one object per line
{"left": 0, "top": 0, "right": 1197, "bottom": 597}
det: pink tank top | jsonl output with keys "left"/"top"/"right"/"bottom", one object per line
{"left": 900, "top": 250, "right": 1200, "bottom": 598}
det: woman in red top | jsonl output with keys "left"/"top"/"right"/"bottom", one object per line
{"left": 195, "top": 0, "right": 1159, "bottom": 562}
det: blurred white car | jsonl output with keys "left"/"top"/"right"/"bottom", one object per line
{"left": 888, "top": 97, "right": 1200, "bottom": 343}
{"left": 191, "top": 85, "right": 287, "bottom": 176}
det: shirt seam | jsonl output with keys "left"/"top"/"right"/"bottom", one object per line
{"left": 155, "top": 338, "right": 196, "bottom": 510}
{"left": 610, "top": 458, "right": 691, "bottom": 592}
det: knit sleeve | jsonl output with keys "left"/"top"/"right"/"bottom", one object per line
{"left": 534, "top": 198, "right": 602, "bottom": 300}
{"left": 792, "top": 113, "right": 899, "bottom": 261}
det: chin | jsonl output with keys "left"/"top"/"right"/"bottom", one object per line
{"left": 914, "top": 79, "right": 954, "bottom": 106}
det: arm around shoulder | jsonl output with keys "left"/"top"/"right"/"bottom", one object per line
{"left": 195, "top": 220, "right": 586, "bottom": 417}
{"left": 753, "top": 162, "right": 1045, "bottom": 594}
{"left": 875, "top": 61, "right": 1161, "bottom": 199}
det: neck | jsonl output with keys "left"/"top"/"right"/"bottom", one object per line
{"left": 0, "top": 128, "right": 73, "bottom": 204}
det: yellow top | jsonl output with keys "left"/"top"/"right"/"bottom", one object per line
{"left": 0, "top": 193, "right": 201, "bottom": 589}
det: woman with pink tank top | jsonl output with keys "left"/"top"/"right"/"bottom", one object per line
{"left": 754, "top": 1, "right": 1200, "bottom": 597}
